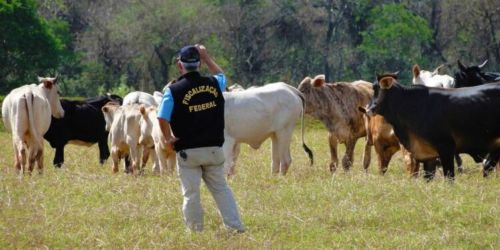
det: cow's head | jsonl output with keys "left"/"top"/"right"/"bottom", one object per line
{"left": 297, "top": 75, "right": 326, "bottom": 114}
{"left": 412, "top": 64, "right": 445, "bottom": 86}
{"left": 454, "top": 60, "right": 488, "bottom": 88}
{"left": 38, "top": 76, "right": 64, "bottom": 118}
{"left": 364, "top": 73, "right": 399, "bottom": 116}
{"left": 139, "top": 105, "right": 157, "bottom": 145}
{"left": 101, "top": 102, "right": 121, "bottom": 131}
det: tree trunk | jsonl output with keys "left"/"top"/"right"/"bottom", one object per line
{"left": 153, "top": 45, "right": 170, "bottom": 90}
{"left": 484, "top": 9, "right": 500, "bottom": 64}
{"left": 324, "top": 0, "right": 334, "bottom": 82}
{"left": 429, "top": 1, "right": 447, "bottom": 62}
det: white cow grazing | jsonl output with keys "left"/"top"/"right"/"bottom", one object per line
{"left": 412, "top": 64, "right": 455, "bottom": 88}
{"left": 139, "top": 106, "right": 176, "bottom": 174}
{"left": 2, "top": 77, "right": 65, "bottom": 174}
{"left": 223, "top": 82, "right": 313, "bottom": 176}
{"left": 102, "top": 103, "right": 148, "bottom": 174}
{"left": 123, "top": 91, "right": 158, "bottom": 107}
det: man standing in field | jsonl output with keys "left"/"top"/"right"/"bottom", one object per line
{"left": 157, "top": 44, "right": 245, "bottom": 233}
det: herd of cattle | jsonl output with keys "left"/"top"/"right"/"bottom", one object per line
{"left": 2, "top": 60, "right": 500, "bottom": 181}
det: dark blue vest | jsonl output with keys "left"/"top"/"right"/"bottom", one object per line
{"left": 169, "top": 71, "right": 225, "bottom": 151}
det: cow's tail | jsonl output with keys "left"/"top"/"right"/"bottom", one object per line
{"left": 24, "top": 91, "right": 40, "bottom": 147}
{"left": 296, "top": 89, "right": 314, "bottom": 166}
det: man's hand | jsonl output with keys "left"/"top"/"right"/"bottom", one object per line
{"left": 163, "top": 135, "right": 178, "bottom": 145}
{"left": 195, "top": 44, "right": 208, "bottom": 63}
{"left": 194, "top": 44, "right": 223, "bottom": 75}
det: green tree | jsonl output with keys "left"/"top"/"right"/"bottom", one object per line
{"left": 0, "top": 0, "right": 65, "bottom": 92}
{"left": 358, "top": 3, "right": 433, "bottom": 82}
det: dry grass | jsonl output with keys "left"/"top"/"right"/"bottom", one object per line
{"left": 0, "top": 118, "right": 498, "bottom": 248}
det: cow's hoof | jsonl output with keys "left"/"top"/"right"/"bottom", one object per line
{"left": 54, "top": 163, "right": 63, "bottom": 168}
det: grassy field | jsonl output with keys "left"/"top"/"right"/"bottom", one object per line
{"left": 0, "top": 118, "right": 498, "bottom": 249}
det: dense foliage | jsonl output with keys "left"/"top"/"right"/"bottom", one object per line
{"left": 1, "top": 0, "right": 499, "bottom": 96}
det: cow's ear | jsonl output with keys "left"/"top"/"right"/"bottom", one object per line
{"left": 299, "top": 76, "right": 312, "bottom": 88}
{"left": 312, "top": 75, "right": 325, "bottom": 87}
{"left": 43, "top": 80, "right": 53, "bottom": 89}
{"left": 379, "top": 77, "right": 395, "bottom": 89}
{"left": 412, "top": 64, "right": 420, "bottom": 78}
{"left": 457, "top": 60, "right": 466, "bottom": 71}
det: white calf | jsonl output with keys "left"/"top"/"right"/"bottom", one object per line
{"left": 139, "top": 106, "right": 176, "bottom": 174}
{"left": 223, "top": 82, "right": 313, "bottom": 176}
{"left": 412, "top": 64, "right": 455, "bottom": 88}
{"left": 2, "top": 77, "right": 64, "bottom": 173}
{"left": 102, "top": 104, "right": 145, "bottom": 174}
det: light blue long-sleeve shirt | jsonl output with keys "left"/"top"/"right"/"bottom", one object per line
{"left": 157, "top": 73, "right": 226, "bottom": 122}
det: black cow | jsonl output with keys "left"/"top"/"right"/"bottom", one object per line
{"left": 455, "top": 60, "right": 500, "bottom": 88}
{"left": 366, "top": 74, "right": 500, "bottom": 180}
{"left": 44, "top": 94, "right": 123, "bottom": 167}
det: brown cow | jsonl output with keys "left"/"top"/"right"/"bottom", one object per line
{"left": 298, "top": 75, "right": 372, "bottom": 172}
{"left": 364, "top": 113, "right": 419, "bottom": 176}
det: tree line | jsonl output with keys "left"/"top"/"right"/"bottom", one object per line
{"left": 1, "top": 0, "right": 499, "bottom": 96}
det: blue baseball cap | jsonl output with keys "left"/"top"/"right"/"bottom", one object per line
{"left": 179, "top": 45, "right": 200, "bottom": 63}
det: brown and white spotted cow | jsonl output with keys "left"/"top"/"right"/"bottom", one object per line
{"left": 298, "top": 74, "right": 372, "bottom": 172}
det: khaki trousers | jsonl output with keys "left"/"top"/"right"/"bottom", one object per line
{"left": 176, "top": 146, "right": 244, "bottom": 232}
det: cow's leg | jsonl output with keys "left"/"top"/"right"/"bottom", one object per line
{"left": 362, "top": 139, "right": 372, "bottom": 173}
{"left": 342, "top": 139, "right": 356, "bottom": 171}
{"left": 222, "top": 136, "right": 237, "bottom": 176}
{"left": 276, "top": 129, "right": 293, "bottom": 175}
{"left": 483, "top": 151, "right": 500, "bottom": 177}
{"left": 149, "top": 147, "right": 160, "bottom": 174}
{"left": 455, "top": 154, "right": 463, "bottom": 173}
{"left": 153, "top": 146, "right": 164, "bottom": 174}
{"left": 231, "top": 143, "right": 241, "bottom": 175}
{"left": 98, "top": 138, "right": 110, "bottom": 165}
{"left": 166, "top": 153, "right": 176, "bottom": 174}
{"left": 401, "top": 146, "right": 418, "bottom": 178}
{"left": 140, "top": 146, "right": 150, "bottom": 175}
{"left": 438, "top": 152, "right": 455, "bottom": 181}
{"left": 111, "top": 147, "right": 120, "bottom": 173}
{"left": 422, "top": 160, "right": 436, "bottom": 181}
{"left": 124, "top": 156, "right": 131, "bottom": 173}
{"left": 270, "top": 134, "right": 280, "bottom": 174}
{"left": 35, "top": 146, "right": 44, "bottom": 174}
{"left": 328, "top": 132, "right": 339, "bottom": 173}
{"left": 27, "top": 145, "right": 37, "bottom": 174}
{"left": 53, "top": 146, "right": 64, "bottom": 168}
{"left": 128, "top": 144, "right": 140, "bottom": 175}
{"left": 13, "top": 139, "right": 23, "bottom": 174}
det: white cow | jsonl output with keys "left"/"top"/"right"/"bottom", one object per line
{"left": 412, "top": 64, "right": 455, "bottom": 88}
{"left": 123, "top": 91, "right": 158, "bottom": 107}
{"left": 2, "top": 77, "right": 65, "bottom": 174}
{"left": 102, "top": 103, "right": 147, "bottom": 174}
{"left": 139, "top": 106, "right": 176, "bottom": 174}
{"left": 223, "top": 82, "right": 313, "bottom": 176}
{"left": 122, "top": 91, "right": 161, "bottom": 171}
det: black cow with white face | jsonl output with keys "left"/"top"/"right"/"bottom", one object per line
{"left": 365, "top": 74, "right": 500, "bottom": 180}
{"left": 44, "top": 94, "right": 123, "bottom": 167}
